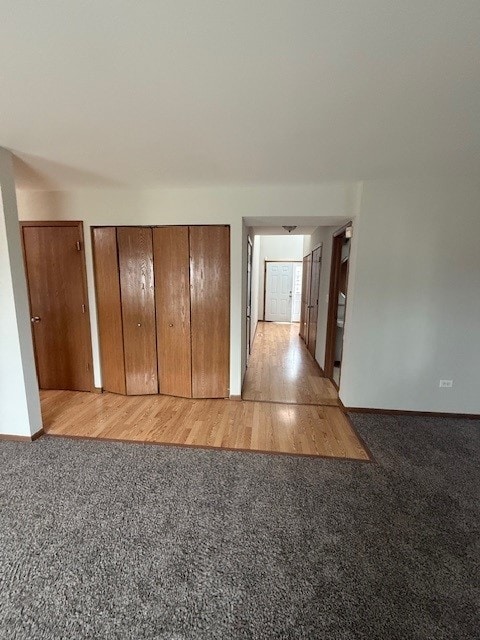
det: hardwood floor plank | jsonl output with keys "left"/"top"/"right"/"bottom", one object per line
{"left": 242, "top": 322, "right": 339, "bottom": 405}
{"left": 40, "top": 390, "right": 369, "bottom": 461}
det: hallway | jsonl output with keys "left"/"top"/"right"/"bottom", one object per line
{"left": 242, "top": 322, "right": 339, "bottom": 405}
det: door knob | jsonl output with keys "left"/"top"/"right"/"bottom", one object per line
{"left": 168, "top": 323, "right": 174, "bottom": 327}
{"left": 137, "top": 323, "right": 142, "bottom": 327}
{"left": 31, "top": 316, "right": 41, "bottom": 323}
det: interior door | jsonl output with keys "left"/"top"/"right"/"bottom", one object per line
{"left": 190, "top": 225, "right": 230, "bottom": 398}
{"left": 117, "top": 227, "right": 158, "bottom": 395}
{"left": 291, "top": 263, "right": 303, "bottom": 322}
{"left": 264, "top": 262, "right": 294, "bottom": 322}
{"left": 307, "top": 246, "right": 322, "bottom": 356}
{"left": 300, "top": 254, "right": 312, "bottom": 340}
{"left": 153, "top": 226, "right": 192, "bottom": 398}
{"left": 21, "top": 223, "right": 93, "bottom": 391}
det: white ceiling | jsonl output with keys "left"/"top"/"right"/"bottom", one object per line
{"left": 1, "top": 1, "right": 479, "bottom": 189}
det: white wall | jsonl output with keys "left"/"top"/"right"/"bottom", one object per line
{"left": 17, "top": 182, "right": 356, "bottom": 397}
{"left": 256, "top": 235, "right": 304, "bottom": 320}
{"left": 341, "top": 179, "right": 480, "bottom": 413}
{"left": 0, "top": 149, "right": 42, "bottom": 436}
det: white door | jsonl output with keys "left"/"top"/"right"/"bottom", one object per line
{"left": 291, "top": 263, "right": 303, "bottom": 322}
{"left": 265, "top": 262, "right": 294, "bottom": 322}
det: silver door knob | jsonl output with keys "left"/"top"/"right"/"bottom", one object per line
{"left": 137, "top": 323, "right": 141, "bottom": 327}
{"left": 31, "top": 316, "right": 41, "bottom": 323}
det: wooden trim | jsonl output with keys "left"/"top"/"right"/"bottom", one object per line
{"left": 19, "top": 220, "right": 84, "bottom": 227}
{"left": 324, "top": 222, "right": 352, "bottom": 381}
{"left": 20, "top": 221, "right": 95, "bottom": 393}
{"left": 0, "top": 428, "right": 44, "bottom": 442}
{"left": 31, "top": 428, "right": 45, "bottom": 441}
{"left": 333, "top": 222, "right": 352, "bottom": 238}
{"left": 43, "top": 433, "right": 372, "bottom": 462}
{"left": 304, "top": 241, "right": 323, "bottom": 258}
{"left": 347, "top": 407, "right": 480, "bottom": 420}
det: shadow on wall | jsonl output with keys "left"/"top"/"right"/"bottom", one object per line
{"left": 12, "top": 152, "right": 123, "bottom": 191}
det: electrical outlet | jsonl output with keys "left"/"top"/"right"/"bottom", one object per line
{"left": 439, "top": 380, "right": 453, "bottom": 388}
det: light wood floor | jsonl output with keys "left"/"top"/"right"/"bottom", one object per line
{"left": 242, "top": 322, "right": 339, "bottom": 405}
{"left": 41, "top": 390, "right": 370, "bottom": 461}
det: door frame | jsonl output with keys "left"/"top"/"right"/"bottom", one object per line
{"left": 246, "top": 236, "right": 253, "bottom": 363}
{"left": 263, "top": 260, "right": 303, "bottom": 322}
{"left": 324, "top": 222, "right": 352, "bottom": 386}
{"left": 20, "top": 220, "right": 95, "bottom": 392}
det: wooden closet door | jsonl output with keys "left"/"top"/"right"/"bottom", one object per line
{"left": 300, "top": 253, "right": 312, "bottom": 344}
{"left": 117, "top": 227, "right": 158, "bottom": 395}
{"left": 190, "top": 225, "right": 230, "bottom": 398}
{"left": 307, "top": 246, "right": 322, "bottom": 357}
{"left": 92, "top": 227, "right": 126, "bottom": 394}
{"left": 153, "top": 227, "right": 192, "bottom": 398}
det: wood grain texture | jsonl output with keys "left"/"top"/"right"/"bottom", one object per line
{"left": 301, "top": 253, "right": 312, "bottom": 344}
{"left": 242, "top": 322, "right": 339, "bottom": 405}
{"left": 189, "top": 225, "right": 230, "bottom": 398}
{"left": 92, "top": 227, "right": 126, "bottom": 394}
{"left": 117, "top": 227, "right": 158, "bottom": 395}
{"left": 307, "top": 245, "right": 322, "bottom": 357}
{"left": 40, "top": 390, "right": 370, "bottom": 461}
{"left": 153, "top": 227, "right": 192, "bottom": 398}
{"left": 22, "top": 224, "right": 93, "bottom": 391}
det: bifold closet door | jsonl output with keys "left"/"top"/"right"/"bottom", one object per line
{"left": 300, "top": 253, "right": 312, "bottom": 344}
{"left": 307, "top": 246, "right": 322, "bottom": 357}
{"left": 153, "top": 227, "right": 192, "bottom": 398}
{"left": 189, "top": 225, "right": 230, "bottom": 398}
{"left": 117, "top": 227, "right": 158, "bottom": 395}
{"left": 92, "top": 227, "right": 126, "bottom": 394}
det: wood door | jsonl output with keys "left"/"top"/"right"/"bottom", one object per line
{"left": 307, "top": 245, "right": 322, "bottom": 356}
{"left": 21, "top": 222, "right": 93, "bottom": 391}
{"left": 264, "top": 262, "right": 294, "bottom": 321}
{"left": 190, "top": 225, "right": 230, "bottom": 398}
{"left": 300, "top": 253, "right": 312, "bottom": 343}
{"left": 153, "top": 227, "right": 192, "bottom": 398}
{"left": 92, "top": 227, "right": 126, "bottom": 394}
{"left": 117, "top": 227, "right": 158, "bottom": 395}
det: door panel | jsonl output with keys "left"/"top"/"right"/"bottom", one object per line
{"left": 300, "top": 254, "right": 312, "bottom": 342}
{"left": 117, "top": 227, "right": 158, "bottom": 395}
{"left": 291, "top": 263, "right": 303, "bottom": 322}
{"left": 265, "top": 262, "right": 293, "bottom": 322}
{"left": 307, "top": 246, "right": 322, "bottom": 356}
{"left": 190, "top": 225, "right": 230, "bottom": 398}
{"left": 153, "top": 226, "right": 192, "bottom": 398}
{"left": 92, "top": 227, "right": 126, "bottom": 394}
{"left": 22, "top": 223, "right": 93, "bottom": 391}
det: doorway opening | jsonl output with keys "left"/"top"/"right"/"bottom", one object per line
{"left": 242, "top": 229, "right": 339, "bottom": 406}
{"left": 324, "top": 223, "right": 352, "bottom": 387}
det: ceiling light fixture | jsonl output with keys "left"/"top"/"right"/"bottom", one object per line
{"left": 282, "top": 225, "right": 297, "bottom": 233}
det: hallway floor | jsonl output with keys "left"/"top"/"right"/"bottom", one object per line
{"left": 242, "top": 322, "right": 339, "bottom": 405}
